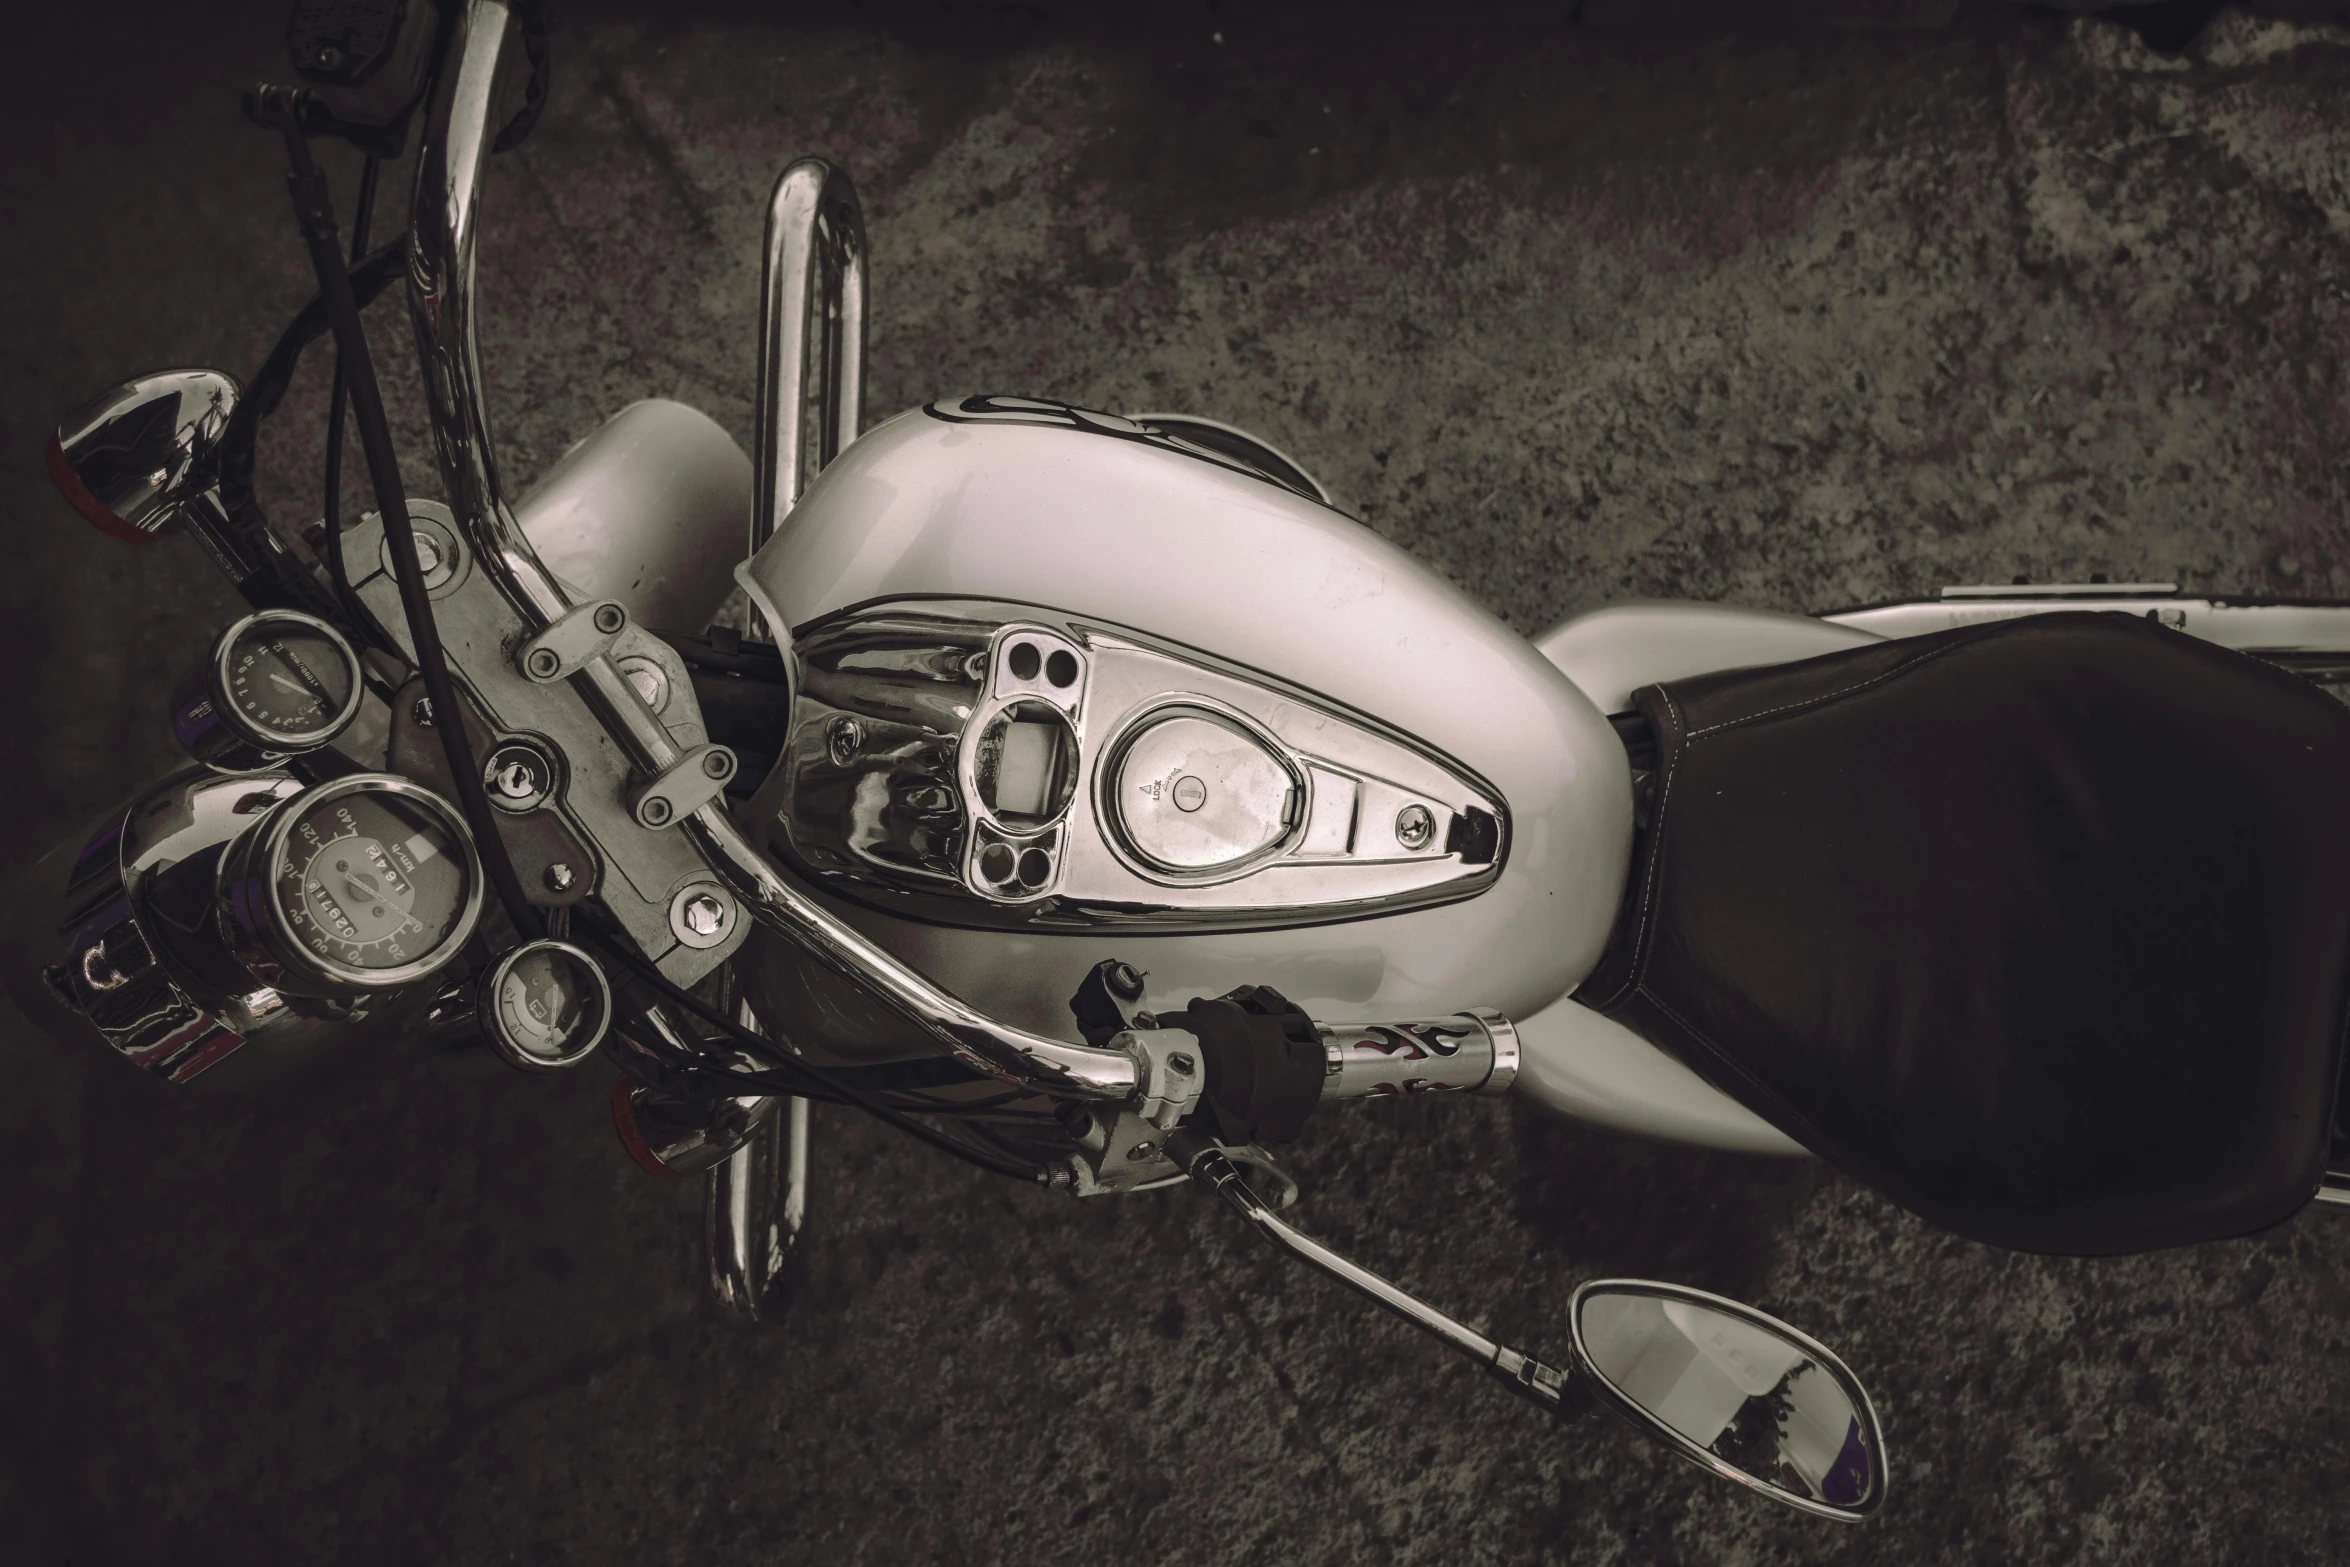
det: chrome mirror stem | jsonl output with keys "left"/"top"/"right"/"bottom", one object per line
{"left": 1175, "top": 1134, "right": 1580, "bottom": 1411}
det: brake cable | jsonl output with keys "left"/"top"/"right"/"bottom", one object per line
{"left": 577, "top": 924, "right": 1050, "bottom": 1181}
{"left": 319, "top": 153, "right": 383, "bottom": 623}
{"left": 256, "top": 88, "right": 543, "bottom": 946}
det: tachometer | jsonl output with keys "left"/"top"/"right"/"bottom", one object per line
{"left": 175, "top": 608, "right": 364, "bottom": 770}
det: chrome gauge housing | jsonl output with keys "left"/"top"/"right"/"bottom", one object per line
{"left": 171, "top": 608, "right": 366, "bottom": 772}
{"left": 214, "top": 773, "right": 485, "bottom": 996}
{"left": 751, "top": 599, "right": 1508, "bottom": 931}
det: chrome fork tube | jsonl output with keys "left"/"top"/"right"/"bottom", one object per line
{"left": 403, "top": 1, "right": 1139, "bottom": 1103}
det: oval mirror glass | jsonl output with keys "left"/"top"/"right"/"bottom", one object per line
{"left": 1570, "top": 1280, "right": 1886, "bottom": 1520}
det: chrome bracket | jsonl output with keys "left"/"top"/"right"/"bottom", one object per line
{"left": 1118, "top": 1024, "right": 1206, "bottom": 1130}
{"left": 516, "top": 598, "right": 628, "bottom": 684}
{"left": 1060, "top": 1107, "right": 1186, "bottom": 1196}
{"left": 635, "top": 743, "right": 739, "bottom": 829}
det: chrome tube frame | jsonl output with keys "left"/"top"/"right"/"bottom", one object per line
{"left": 405, "top": 0, "right": 1139, "bottom": 1102}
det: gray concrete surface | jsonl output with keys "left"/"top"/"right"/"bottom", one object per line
{"left": 4, "top": 3, "right": 2349, "bottom": 1562}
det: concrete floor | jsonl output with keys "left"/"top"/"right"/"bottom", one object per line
{"left": 5, "top": 3, "right": 2350, "bottom": 1562}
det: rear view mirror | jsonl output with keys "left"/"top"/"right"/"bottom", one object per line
{"left": 1570, "top": 1280, "right": 1886, "bottom": 1521}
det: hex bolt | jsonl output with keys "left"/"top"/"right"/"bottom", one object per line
{"left": 1395, "top": 803, "right": 1437, "bottom": 851}
{"left": 641, "top": 796, "right": 673, "bottom": 826}
{"left": 525, "top": 647, "right": 561, "bottom": 680}
{"left": 543, "top": 862, "right": 576, "bottom": 893}
{"left": 701, "top": 749, "right": 733, "bottom": 781}
{"left": 619, "top": 658, "right": 667, "bottom": 712}
{"left": 1167, "top": 1052, "right": 1196, "bottom": 1077}
{"left": 681, "top": 893, "right": 727, "bottom": 938}
{"left": 592, "top": 603, "right": 627, "bottom": 636}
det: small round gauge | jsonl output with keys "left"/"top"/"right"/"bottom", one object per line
{"left": 218, "top": 774, "right": 484, "bottom": 994}
{"left": 210, "top": 609, "right": 363, "bottom": 752}
{"left": 481, "top": 939, "right": 611, "bottom": 1071}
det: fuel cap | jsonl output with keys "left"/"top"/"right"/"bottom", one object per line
{"left": 1107, "top": 708, "right": 1298, "bottom": 875}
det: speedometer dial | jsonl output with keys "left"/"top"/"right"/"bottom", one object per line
{"left": 217, "top": 775, "right": 484, "bottom": 994}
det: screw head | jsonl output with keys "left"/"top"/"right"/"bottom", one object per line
{"left": 1167, "top": 1052, "right": 1195, "bottom": 1077}
{"left": 543, "top": 862, "right": 576, "bottom": 892}
{"left": 641, "top": 796, "right": 673, "bottom": 826}
{"left": 681, "top": 893, "right": 726, "bottom": 937}
{"left": 1395, "top": 803, "right": 1437, "bottom": 851}
{"left": 701, "top": 749, "right": 733, "bottom": 781}
{"left": 592, "top": 603, "right": 627, "bottom": 636}
{"left": 1128, "top": 1141, "right": 1158, "bottom": 1163}
{"left": 409, "top": 696, "right": 435, "bottom": 729}
{"left": 1104, "top": 961, "right": 1145, "bottom": 1001}
{"left": 526, "top": 647, "right": 561, "bottom": 680}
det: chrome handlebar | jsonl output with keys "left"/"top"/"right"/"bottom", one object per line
{"left": 406, "top": 0, "right": 1141, "bottom": 1101}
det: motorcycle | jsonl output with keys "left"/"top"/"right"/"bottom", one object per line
{"left": 17, "top": 0, "right": 2350, "bottom": 1527}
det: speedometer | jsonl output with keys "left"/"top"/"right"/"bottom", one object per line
{"left": 217, "top": 774, "right": 484, "bottom": 994}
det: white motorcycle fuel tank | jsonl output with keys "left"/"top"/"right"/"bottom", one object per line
{"left": 729, "top": 396, "right": 1792, "bottom": 1151}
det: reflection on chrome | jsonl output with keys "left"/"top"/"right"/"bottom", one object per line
{"left": 1573, "top": 1283, "right": 1885, "bottom": 1520}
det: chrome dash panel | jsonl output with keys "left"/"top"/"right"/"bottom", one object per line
{"left": 752, "top": 599, "right": 1508, "bottom": 932}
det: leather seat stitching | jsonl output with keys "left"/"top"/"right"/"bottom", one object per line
{"left": 1683, "top": 634, "right": 1986, "bottom": 740}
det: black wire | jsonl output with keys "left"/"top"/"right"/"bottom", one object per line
{"left": 212, "top": 240, "right": 405, "bottom": 616}
{"left": 574, "top": 922, "right": 1046, "bottom": 1181}
{"left": 321, "top": 154, "right": 381, "bottom": 622}
{"left": 258, "top": 91, "right": 544, "bottom": 947}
